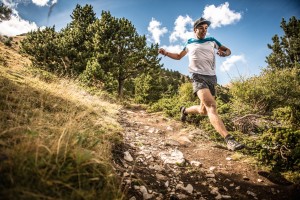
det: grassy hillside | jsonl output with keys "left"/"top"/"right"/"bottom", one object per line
{"left": 0, "top": 37, "right": 124, "bottom": 199}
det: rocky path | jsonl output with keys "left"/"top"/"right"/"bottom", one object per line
{"left": 113, "top": 106, "right": 298, "bottom": 200}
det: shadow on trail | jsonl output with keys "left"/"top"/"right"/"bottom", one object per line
{"left": 215, "top": 172, "right": 299, "bottom": 200}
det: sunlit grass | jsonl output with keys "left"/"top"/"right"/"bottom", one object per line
{"left": 0, "top": 46, "right": 124, "bottom": 199}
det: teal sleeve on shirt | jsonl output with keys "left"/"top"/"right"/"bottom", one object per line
{"left": 183, "top": 37, "right": 222, "bottom": 50}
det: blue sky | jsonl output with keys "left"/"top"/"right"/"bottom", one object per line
{"left": 1, "top": 0, "right": 299, "bottom": 85}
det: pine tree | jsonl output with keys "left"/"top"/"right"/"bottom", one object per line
{"left": 91, "top": 11, "right": 162, "bottom": 97}
{"left": 280, "top": 17, "right": 300, "bottom": 68}
{"left": 266, "top": 16, "right": 300, "bottom": 70}
{"left": 134, "top": 74, "right": 154, "bottom": 103}
{"left": 20, "top": 27, "right": 61, "bottom": 72}
{"left": 0, "top": 3, "right": 12, "bottom": 22}
{"left": 59, "top": 4, "right": 96, "bottom": 75}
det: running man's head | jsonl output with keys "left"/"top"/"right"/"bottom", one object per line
{"left": 193, "top": 18, "right": 211, "bottom": 39}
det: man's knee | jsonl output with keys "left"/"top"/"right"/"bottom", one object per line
{"left": 204, "top": 102, "right": 217, "bottom": 114}
{"left": 199, "top": 107, "right": 208, "bottom": 115}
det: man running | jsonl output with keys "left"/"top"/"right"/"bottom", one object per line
{"left": 158, "top": 17, "right": 244, "bottom": 151}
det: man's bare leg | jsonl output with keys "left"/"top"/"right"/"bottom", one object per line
{"left": 196, "top": 89, "right": 229, "bottom": 138}
{"left": 185, "top": 102, "right": 207, "bottom": 116}
{"left": 180, "top": 88, "right": 245, "bottom": 150}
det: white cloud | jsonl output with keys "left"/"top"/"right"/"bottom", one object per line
{"left": 31, "top": 0, "right": 57, "bottom": 6}
{"left": 203, "top": 2, "right": 242, "bottom": 29}
{"left": 147, "top": 18, "right": 167, "bottom": 45}
{"left": 0, "top": 14, "right": 39, "bottom": 36}
{"left": 220, "top": 54, "right": 246, "bottom": 72}
{"left": 169, "top": 15, "right": 194, "bottom": 43}
{"left": 32, "top": 0, "right": 50, "bottom": 6}
{"left": 0, "top": 2, "right": 40, "bottom": 36}
{"left": 160, "top": 44, "right": 183, "bottom": 53}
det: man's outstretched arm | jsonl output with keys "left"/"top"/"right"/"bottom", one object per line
{"left": 158, "top": 48, "right": 187, "bottom": 60}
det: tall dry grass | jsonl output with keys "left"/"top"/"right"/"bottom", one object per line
{"left": 0, "top": 49, "right": 124, "bottom": 199}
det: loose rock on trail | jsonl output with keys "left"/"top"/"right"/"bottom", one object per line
{"left": 113, "top": 106, "right": 298, "bottom": 200}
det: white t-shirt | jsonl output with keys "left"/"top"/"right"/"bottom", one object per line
{"left": 184, "top": 37, "right": 222, "bottom": 76}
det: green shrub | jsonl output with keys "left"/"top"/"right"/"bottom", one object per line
{"left": 257, "top": 127, "right": 300, "bottom": 171}
{"left": 79, "top": 57, "right": 105, "bottom": 87}
{"left": 230, "top": 68, "right": 300, "bottom": 126}
{"left": 148, "top": 97, "right": 180, "bottom": 117}
{"left": 134, "top": 73, "right": 160, "bottom": 104}
{"left": 3, "top": 37, "right": 12, "bottom": 47}
{"left": 148, "top": 82, "right": 198, "bottom": 118}
{"left": 178, "top": 82, "right": 195, "bottom": 102}
{"left": 216, "top": 84, "right": 231, "bottom": 103}
{"left": 272, "top": 106, "right": 294, "bottom": 127}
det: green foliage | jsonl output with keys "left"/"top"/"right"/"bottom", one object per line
{"left": 70, "top": 4, "right": 96, "bottom": 27}
{"left": 134, "top": 69, "right": 187, "bottom": 104}
{"left": 135, "top": 73, "right": 158, "bottom": 103}
{"left": 80, "top": 58, "right": 118, "bottom": 94}
{"left": 282, "top": 171, "right": 300, "bottom": 184}
{"left": 148, "top": 82, "right": 199, "bottom": 119}
{"left": 178, "top": 82, "right": 195, "bottom": 102}
{"left": 230, "top": 68, "right": 300, "bottom": 126}
{"left": 215, "top": 85, "right": 234, "bottom": 128}
{"left": 90, "top": 11, "right": 162, "bottom": 97}
{"left": 266, "top": 16, "right": 300, "bottom": 70}
{"left": 159, "top": 69, "right": 187, "bottom": 98}
{"left": 148, "top": 96, "right": 181, "bottom": 117}
{"left": 226, "top": 17, "right": 300, "bottom": 176}
{"left": 20, "top": 27, "right": 62, "bottom": 73}
{"left": 272, "top": 106, "right": 296, "bottom": 127}
{"left": 20, "top": 4, "right": 182, "bottom": 100}
{"left": 59, "top": 4, "right": 96, "bottom": 75}
{"left": 3, "top": 37, "right": 12, "bottom": 47}
{"left": 216, "top": 98, "right": 231, "bottom": 115}
{"left": 0, "top": 3, "right": 12, "bottom": 22}
{"left": 79, "top": 57, "right": 105, "bottom": 87}
{"left": 230, "top": 76, "right": 266, "bottom": 113}
{"left": 215, "top": 84, "right": 231, "bottom": 103}
{"left": 257, "top": 127, "right": 300, "bottom": 171}
{"left": 20, "top": 4, "right": 97, "bottom": 76}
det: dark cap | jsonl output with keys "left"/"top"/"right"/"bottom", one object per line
{"left": 194, "top": 17, "right": 211, "bottom": 29}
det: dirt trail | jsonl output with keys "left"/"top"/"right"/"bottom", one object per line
{"left": 113, "top": 105, "right": 298, "bottom": 200}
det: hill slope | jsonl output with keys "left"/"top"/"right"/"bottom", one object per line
{"left": 0, "top": 37, "right": 124, "bottom": 199}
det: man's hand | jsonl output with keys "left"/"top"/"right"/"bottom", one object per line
{"left": 217, "top": 46, "right": 231, "bottom": 57}
{"left": 217, "top": 49, "right": 227, "bottom": 57}
{"left": 158, "top": 48, "right": 168, "bottom": 56}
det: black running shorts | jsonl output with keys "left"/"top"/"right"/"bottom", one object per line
{"left": 192, "top": 73, "right": 217, "bottom": 96}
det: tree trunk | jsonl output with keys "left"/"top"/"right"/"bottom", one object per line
{"left": 118, "top": 78, "right": 124, "bottom": 97}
